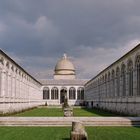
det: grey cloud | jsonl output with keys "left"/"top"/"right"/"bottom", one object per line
{"left": 1, "top": 0, "right": 140, "bottom": 79}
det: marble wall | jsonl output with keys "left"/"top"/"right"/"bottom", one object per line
{"left": 85, "top": 44, "right": 140, "bottom": 116}
{"left": 0, "top": 50, "right": 44, "bottom": 114}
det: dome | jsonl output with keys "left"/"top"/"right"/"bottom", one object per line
{"left": 54, "top": 54, "right": 76, "bottom": 80}
{"left": 55, "top": 54, "right": 75, "bottom": 71}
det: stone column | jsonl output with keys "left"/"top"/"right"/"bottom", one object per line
{"left": 14, "top": 74, "right": 17, "bottom": 100}
{"left": 58, "top": 87, "right": 60, "bottom": 104}
{"left": 50, "top": 87, "right": 52, "bottom": 100}
{"left": 8, "top": 72, "right": 12, "bottom": 109}
{"left": 1, "top": 70, "right": 6, "bottom": 113}
{"left": 67, "top": 87, "right": 70, "bottom": 100}
{"left": 28, "top": 83, "right": 31, "bottom": 107}
{"left": 8, "top": 73, "right": 12, "bottom": 98}
{"left": 48, "top": 86, "right": 50, "bottom": 100}
{"left": 75, "top": 87, "right": 78, "bottom": 105}
{"left": 18, "top": 76, "right": 21, "bottom": 100}
{"left": 1, "top": 70, "right": 6, "bottom": 98}
{"left": 5, "top": 72, "right": 8, "bottom": 98}
{"left": 16, "top": 76, "right": 19, "bottom": 100}
{"left": 74, "top": 87, "right": 78, "bottom": 100}
{"left": 11, "top": 75, "right": 15, "bottom": 109}
{"left": 20, "top": 76, "right": 22, "bottom": 100}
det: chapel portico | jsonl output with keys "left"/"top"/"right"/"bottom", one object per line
{"left": 40, "top": 54, "right": 87, "bottom": 106}
{"left": 41, "top": 79, "right": 86, "bottom": 105}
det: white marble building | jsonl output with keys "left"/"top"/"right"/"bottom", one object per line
{"left": 1, "top": 43, "right": 140, "bottom": 115}
{"left": 40, "top": 54, "right": 87, "bottom": 106}
{"left": 0, "top": 51, "right": 87, "bottom": 114}
{"left": 85, "top": 44, "right": 140, "bottom": 116}
{"left": 0, "top": 50, "right": 43, "bottom": 114}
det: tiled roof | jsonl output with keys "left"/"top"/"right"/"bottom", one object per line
{"left": 39, "top": 79, "right": 88, "bottom": 86}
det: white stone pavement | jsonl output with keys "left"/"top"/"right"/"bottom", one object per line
{"left": 0, "top": 117, "right": 140, "bottom": 126}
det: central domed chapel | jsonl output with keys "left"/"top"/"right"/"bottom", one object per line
{"left": 40, "top": 54, "right": 87, "bottom": 105}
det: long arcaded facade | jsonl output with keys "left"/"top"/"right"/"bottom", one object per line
{"left": 0, "top": 50, "right": 43, "bottom": 114}
{"left": 85, "top": 44, "right": 140, "bottom": 115}
{"left": 1, "top": 43, "right": 140, "bottom": 115}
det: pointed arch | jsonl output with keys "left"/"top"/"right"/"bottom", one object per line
{"left": 135, "top": 55, "right": 140, "bottom": 96}
{"left": 108, "top": 72, "right": 111, "bottom": 97}
{"left": 105, "top": 74, "right": 107, "bottom": 98}
{"left": 127, "top": 60, "right": 133, "bottom": 96}
{"left": 111, "top": 69, "right": 115, "bottom": 97}
{"left": 116, "top": 67, "right": 120, "bottom": 97}
{"left": 121, "top": 64, "right": 126, "bottom": 97}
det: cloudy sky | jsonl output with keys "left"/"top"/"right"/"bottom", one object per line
{"left": 0, "top": 0, "right": 140, "bottom": 79}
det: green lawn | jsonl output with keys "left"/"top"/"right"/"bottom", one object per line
{"left": 73, "top": 108, "right": 119, "bottom": 117}
{"left": 13, "top": 108, "right": 63, "bottom": 117}
{"left": 0, "top": 126, "right": 139, "bottom": 140}
{"left": 12, "top": 107, "right": 122, "bottom": 117}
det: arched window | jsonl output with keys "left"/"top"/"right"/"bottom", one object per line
{"left": 69, "top": 87, "right": 76, "bottom": 100}
{"left": 108, "top": 72, "right": 111, "bottom": 97}
{"left": 105, "top": 74, "right": 107, "bottom": 98}
{"left": 77, "top": 87, "right": 84, "bottom": 100}
{"left": 0, "top": 57, "right": 4, "bottom": 65}
{"left": 128, "top": 60, "right": 133, "bottom": 96}
{"left": 121, "top": 64, "right": 126, "bottom": 97}
{"left": 111, "top": 70, "right": 115, "bottom": 97}
{"left": 103, "top": 76, "right": 105, "bottom": 98}
{"left": 135, "top": 55, "right": 140, "bottom": 96}
{"left": 116, "top": 67, "right": 120, "bottom": 97}
{"left": 51, "top": 87, "right": 58, "bottom": 99}
{"left": 43, "top": 87, "right": 50, "bottom": 99}
{"left": 6, "top": 62, "right": 9, "bottom": 69}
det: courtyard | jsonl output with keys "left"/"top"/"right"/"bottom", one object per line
{"left": 0, "top": 126, "right": 140, "bottom": 140}
{"left": 10, "top": 107, "right": 123, "bottom": 117}
{"left": 0, "top": 107, "right": 140, "bottom": 140}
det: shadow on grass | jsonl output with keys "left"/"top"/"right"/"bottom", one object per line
{"left": 62, "top": 138, "right": 70, "bottom": 140}
{"left": 82, "top": 107, "right": 138, "bottom": 117}
{"left": 82, "top": 108, "right": 123, "bottom": 116}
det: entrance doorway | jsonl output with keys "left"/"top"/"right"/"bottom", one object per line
{"left": 60, "top": 88, "right": 67, "bottom": 104}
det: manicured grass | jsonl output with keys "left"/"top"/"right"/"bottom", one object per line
{"left": 73, "top": 108, "right": 119, "bottom": 117}
{"left": 13, "top": 108, "right": 63, "bottom": 117}
{"left": 0, "top": 126, "right": 139, "bottom": 140}
{"left": 12, "top": 107, "right": 121, "bottom": 117}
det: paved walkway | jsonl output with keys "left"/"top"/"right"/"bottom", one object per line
{"left": 0, "top": 117, "right": 140, "bottom": 126}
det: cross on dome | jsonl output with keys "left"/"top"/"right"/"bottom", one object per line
{"left": 63, "top": 53, "right": 67, "bottom": 59}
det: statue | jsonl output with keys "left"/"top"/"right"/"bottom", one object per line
{"left": 62, "top": 94, "right": 73, "bottom": 117}
{"left": 63, "top": 94, "right": 69, "bottom": 108}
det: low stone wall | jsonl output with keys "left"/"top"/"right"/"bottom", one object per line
{"left": 0, "top": 101, "right": 45, "bottom": 115}
{"left": 0, "top": 117, "right": 140, "bottom": 126}
{"left": 87, "top": 100, "right": 140, "bottom": 116}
